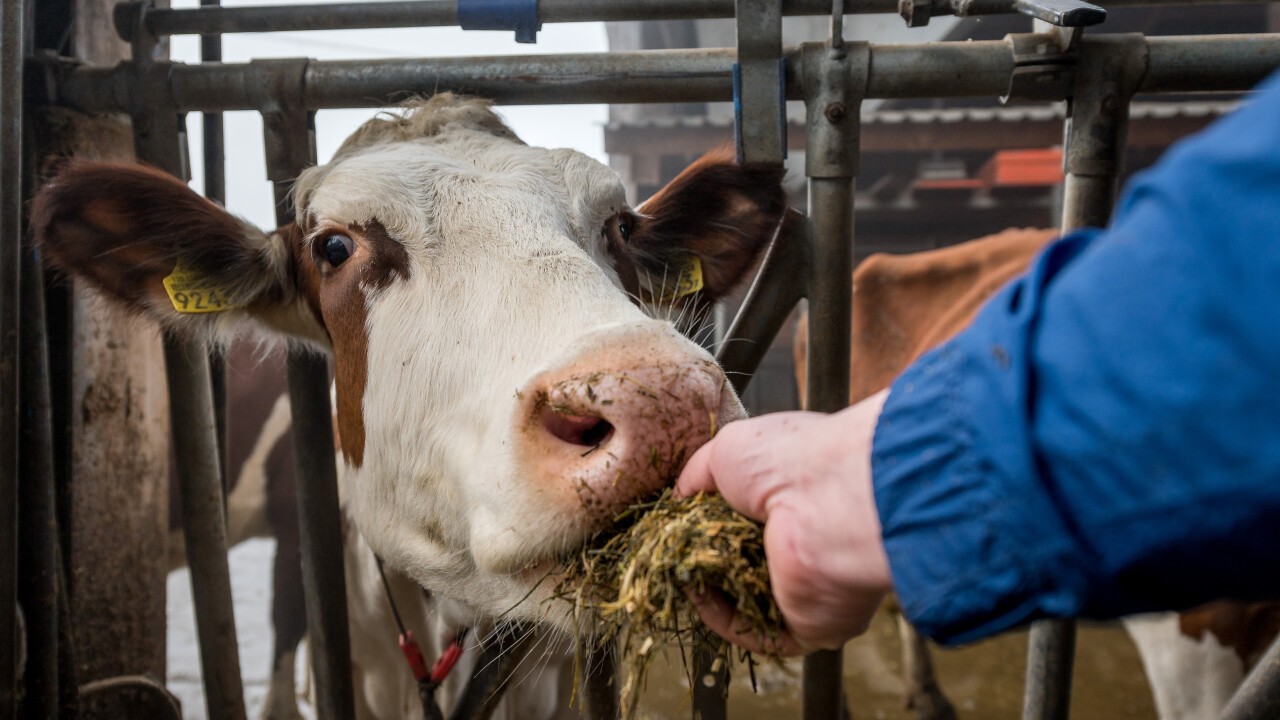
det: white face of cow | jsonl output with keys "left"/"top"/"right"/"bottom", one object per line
{"left": 33, "top": 95, "right": 787, "bottom": 627}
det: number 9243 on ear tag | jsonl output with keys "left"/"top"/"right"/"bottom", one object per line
{"left": 162, "top": 265, "right": 239, "bottom": 313}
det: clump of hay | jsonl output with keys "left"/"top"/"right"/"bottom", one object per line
{"left": 556, "top": 489, "right": 786, "bottom": 714}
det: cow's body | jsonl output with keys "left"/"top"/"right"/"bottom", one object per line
{"left": 795, "top": 227, "right": 1280, "bottom": 720}
{"left": 36, "top": 95, "right": 786, "bottom": 718}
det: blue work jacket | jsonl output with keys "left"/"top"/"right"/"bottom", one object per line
{"left": 871, "top": 69, "right": 1280, "bottom": 645}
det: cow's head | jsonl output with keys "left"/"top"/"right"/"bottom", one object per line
{"left": 33, "top": 95, "right": 787, "bottom": 626}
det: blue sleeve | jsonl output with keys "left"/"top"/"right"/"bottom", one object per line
{"left": 870, "top": 69, "right": 1280, "bottom": 645}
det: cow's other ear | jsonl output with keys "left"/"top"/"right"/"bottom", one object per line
{"left": 32, "top": 161, "right": 327, "bottom": 347}
{"left": 616, "top": 148, "right": 788, "bottom": 307}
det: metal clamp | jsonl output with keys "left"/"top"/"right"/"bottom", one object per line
{"left": 901, "top": 0, "right": 1105, "bottom": 29}
{"left": 1002, "top": 31, "right": 1078, "bottom": 103}
{"left": 458, "top": 0, "right": 541, "bottom": 44}
{"left": 734, "top": 0, "right": 787, "bottom": 165}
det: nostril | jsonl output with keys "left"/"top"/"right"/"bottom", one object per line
{"left": 541, "top": 405, "right": 614, "bottom": 448}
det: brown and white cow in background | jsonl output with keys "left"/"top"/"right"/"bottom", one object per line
{"left": 796, "top": 227, "right": 1280, "bottom": 720}
{"left": 33, "top": 95, "right": 787, "bottom": 719}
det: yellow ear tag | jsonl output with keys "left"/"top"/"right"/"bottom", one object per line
{"left": 660, "top": 257, "right": 705, "bottom": 302}
{"left": 162, "top": 265, "right": 239, "bottom": 313}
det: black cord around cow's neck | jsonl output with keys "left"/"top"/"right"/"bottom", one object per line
{"left": 374, "top": 554, "right": 410, "bottom": 636}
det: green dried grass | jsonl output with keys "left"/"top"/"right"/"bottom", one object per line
{"left": 555, "top": 489, "right": 786, "bottom": 715}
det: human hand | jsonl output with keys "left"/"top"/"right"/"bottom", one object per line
{"left": 674, "top": 389, "right": 893, "bottom": 655}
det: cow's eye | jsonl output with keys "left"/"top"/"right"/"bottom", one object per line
{"left": 323, "top": 234, "right": 354, "bottom": 267}
{"left": 605, "top": 212, "right": 635, "bottom": 244}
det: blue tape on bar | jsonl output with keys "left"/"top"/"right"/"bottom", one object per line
{"left": 458, "top": 0, "right": 541, "bottom": 44}
{"left": 732, "top": 62, "right": 743, "bottom": 164}
{"left": 732, "top": 60, "right": 789, "bottom": 164}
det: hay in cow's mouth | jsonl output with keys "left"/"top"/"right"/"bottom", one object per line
{"left": 553, "top": 489, "right": 785, "bottom": 716}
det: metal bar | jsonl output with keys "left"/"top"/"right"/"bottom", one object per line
{"left": 202, "top": 0, "right": 230, "bottom": 502}
{"left": 578, "top": 637, "right": 619, "bottom": 720}
{"left": 162, "top": 335, "right": 248, "bottom": 720}
{"left": 800, "top": 38, "right": 868, "bottom": 720}
{"left": 255, "top": 73, "right": 356, "bottom": 717}
{"left": 717, "top": 208, "right": 808, "bottom": 393}
{"left": 734, "top": 0, "right": 786, "bottom": 163}
{"left": 131, "top": 43, "right": 245, "bottom": 717}
{"left": 51, "top": 34, "right": 1280, "bottom": 116}
{"left": 1022, "top": 620, "right": 1076, "bottom": 720}
{"left": 447, "top": 623, "right": 536, "bottom": 720}
{"left": 1023, "top": 33, "right": 1146, "bottom": 720}
{"left": 18, "top": 245, "right": 59, "bottom": 720}
{"left": 0, "top": 0, "right": 24, "bottom": 712}
{"left": 119, "top": 0, "right": 1280, "bottom": 37}
{"left": 283, "top": 351, "right": 356, "bottom": 720}
{"left": 1220, "top": 634, "right": 1280, "bottom": 720}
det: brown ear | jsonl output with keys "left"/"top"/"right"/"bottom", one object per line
{"left": 32, "top": 161, "right": 325, "bottom": 345}
{"left": 620, "top": 148, "right": 788, "bottom": 306}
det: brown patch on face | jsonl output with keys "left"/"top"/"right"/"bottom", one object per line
{"left": 298, "top": 218, "right": 414, "bottom": 468}
{"left": 354, "top": 220, "right": 412, "bottom": 291}
{"left": 1179, "top": 601, "right": 1280, "bottom": 667}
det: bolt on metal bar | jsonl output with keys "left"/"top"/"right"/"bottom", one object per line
{"left": 116, "top": 0, "right": 1280, "bottom": 38}
{"left": 1220, "top": 633, "right": 1280, "bottom": 720}
{"left": 800, "top": 37, "right": 869, "bottom": 720}
{"left": 256, "top": 90, "right": 357, "bottom": 719}
{"left": 0, "top": 0, "right": 24, "bottom": 713}
{"left": 49, "top": 34, "right": 1280, "bottom": 117}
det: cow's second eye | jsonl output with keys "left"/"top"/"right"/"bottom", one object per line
{"left": 323, "top": 234, "right": 354, "bottom": 267}
{"left": 605, "top": 212, "right": 635, "bottom": 244}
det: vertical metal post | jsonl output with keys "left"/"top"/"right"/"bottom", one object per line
{"left": 801, "top": 34, "right": 867, "bottom": 720}
{"left": 18, "top": 245, "right": 60, "bottom": 720}
{"left": 131, "top": 31, "right": 247, "bottom": 718}
{"left": 253, "top": 57, "right": 355, "bottom": 720}
{"left": 162, "top": 335, "right": 248, "bottom": 720}
{"left": 686, "top": 5, "right": 791, "bottom": 716}
{"left": 201, "top": 0, "right": 230, "bottom": 498}
{"left": 0, "top": 0, "right": 25, "bottom": 714}
{"left": 1220, "top": 634, "right": 1280, "bottom": 720}
{"left": 1023, "top": 33, "right": 1147, "bottom": 720}
{"left": 734, "top": 0, "right": 785, "bottom": 164}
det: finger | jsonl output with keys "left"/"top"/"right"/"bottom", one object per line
{"left": 688, "top": 590, "right": 806, "bottom": 657}
{"left": 674, "top": 437, "right": 718, "bottom": 498}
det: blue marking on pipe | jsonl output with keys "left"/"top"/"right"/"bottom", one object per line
{"left": 458, "top": 0, "right": 541, "bottom": 44}
{"left": 732, "top": 62, "right": 743, "bottom": 164}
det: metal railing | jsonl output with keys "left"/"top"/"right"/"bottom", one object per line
{"left": 4, "top": 0, "right": 1280, "bottom": 719}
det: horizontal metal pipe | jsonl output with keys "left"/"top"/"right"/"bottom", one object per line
{"left": 1142, "top": 34, "right": 1280, "bottom": 94}
{"left": 304, "top": 49, "right": 737, "bottom": 108}
{"left": 129, "top": 0, "right": 1280, "bottom": 37}
{"left": 51, "top": 34, "right": 1280, "bottom": 115}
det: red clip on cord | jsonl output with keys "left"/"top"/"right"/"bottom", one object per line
{"left": 398, "top": 630, "right": 467, "bottom": 686}
{"left": 398, "top": 631, "right": 431, "bottom": 682}
{"left": 430, "top": 635, "right": 466, "bottom": 684}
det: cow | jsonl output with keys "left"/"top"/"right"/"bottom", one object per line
{"left": 794, "top": 227, "right": 1280, "bottom": 720}
{"left": 32, "top": 94, "right": 788, "bottom": 718}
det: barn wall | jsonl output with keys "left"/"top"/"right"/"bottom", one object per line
{"left": 49, "top": 0, "right": 172, "bottom": 710}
